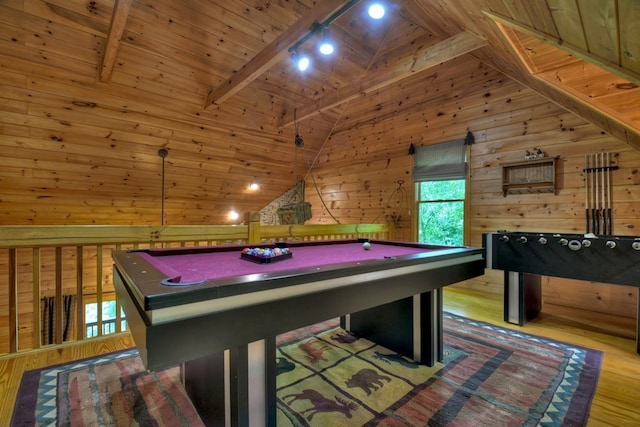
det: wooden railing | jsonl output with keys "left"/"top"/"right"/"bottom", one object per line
{"left": 0, "top": 216, "right": 390, "bottom": 356}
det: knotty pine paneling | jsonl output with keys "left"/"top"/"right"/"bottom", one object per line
{"left": 542, "top": 276, "right": 637, "bottom": 317}
{"left": 0, "top": 69, "right": 312, "bottom": 224}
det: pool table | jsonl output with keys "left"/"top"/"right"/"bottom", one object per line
{"left": 112, "top": 239, "right": 485, "bottom": 426}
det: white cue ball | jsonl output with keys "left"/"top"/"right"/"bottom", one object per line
{"left": 362, "top": 242, "right": 371, "bottom": 250}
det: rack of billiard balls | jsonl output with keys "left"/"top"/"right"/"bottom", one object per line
{"left": 240, "top": 246, "right": 292, "bottom": 264}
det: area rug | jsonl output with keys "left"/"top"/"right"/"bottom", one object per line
{"left": 11, "top": 349, "right": 204, "bottom": 427}
{"left": 12, "top": 313, "right": 602, "bottom": 426}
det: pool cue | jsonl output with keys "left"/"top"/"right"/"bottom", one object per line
{"left": 591, "top": 154, "right": 598, "bottom": 234}
{"left": 589, "top": 154, "right": 594, "bottom": 233}
{"left": 593, "top": 153, "right": 600, "bottom": 235}
{"left": 606, "top": 152, "right": 612, "bottom": 234}
{"left": 601, "top": 153, "right": 606, "bottom": 234}
{"left": 588, "top": 154, "right": 594, "bottom": 233}
{"left": 584, "top": 154, "right": 590, "bottom": 233}
{"left": 597, "top": 153, "right": 602, "bottom": 234}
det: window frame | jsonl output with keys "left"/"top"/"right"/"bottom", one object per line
{"left": 415, "top": 179, "right": 468, "bottom": 246}
{"left": 412, "top": 139, "right": 471, "bottom": 246}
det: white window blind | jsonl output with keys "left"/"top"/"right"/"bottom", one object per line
{"left": 413, "top": 139, "right": 467, "bottom": 182}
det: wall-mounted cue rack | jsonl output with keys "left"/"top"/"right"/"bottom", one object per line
{"left": 584, "top": 152, "right": 618, "bottom": 235}
{"left": 501, "top": 157, "right": 557, "bottom": 197}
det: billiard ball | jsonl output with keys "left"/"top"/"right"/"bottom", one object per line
{"left": 362, "top": 242, "right": 371, "bottom": 250}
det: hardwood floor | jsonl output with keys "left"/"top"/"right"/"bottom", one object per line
{"left": 1, "top": 287, "right": 639, "bottom": 426}
{"left": 0, "top": 333, "right": 135, "bottom": 427}
{"left": 444, "top": 286, "right": 640, "bottom": 427}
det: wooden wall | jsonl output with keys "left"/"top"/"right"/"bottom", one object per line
{"left": 304, "top": 55, "right": 640, "bottom": 318}
{"left": 0, "top": 0, "right": 315, "bottom": 226}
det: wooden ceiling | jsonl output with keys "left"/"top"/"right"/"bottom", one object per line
{"left": 481, "top": 1, "right": 639, "bottom": 148}
{"left": 2, "top": 0, "right": 639, "bottom": 222}
{"left": 97, "top": 0, "right": 640, "bottom": 139}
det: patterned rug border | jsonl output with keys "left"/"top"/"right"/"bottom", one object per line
{"left": 11, "top": 313, "right": 603, "bottom": 426}
{"left": 442, "top": 313, "right": 603, "bottom": 427}
{"left": 11, "top": 348, "right": 139, "bottom": 426}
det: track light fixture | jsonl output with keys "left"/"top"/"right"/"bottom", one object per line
{"left": 291, "top": 51, "right": 310, "bottom": 71}
{"left": 288, "top": 0, "right": 388, "bottom": 71}
{"left": 318, "top": 27, "right": 335, "bottom": 55}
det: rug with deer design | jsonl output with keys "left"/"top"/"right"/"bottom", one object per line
{"left": 275, "top": 312, "right": 601, "bottom": 426}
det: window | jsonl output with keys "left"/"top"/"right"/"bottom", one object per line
{"left": 85, "top": 300, "right": 127, "bottom": 338}
{"left": 413, "top": 139, "right": 468, "bottom": 246}
{"left": 417, "top": 180, "right": 465, "bottom": 246}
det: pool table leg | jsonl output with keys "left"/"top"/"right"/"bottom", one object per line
{"left": 419, "top": 288, "right": 443, "bottom": 366}
{"left": 183, "top": 351, "right": 226, "bottom": 426}
{"left": 342, "top": 289, "right": 444, "bottom": 367}
{"left": 183, "top": 337, "right": 276, "bottom": 427}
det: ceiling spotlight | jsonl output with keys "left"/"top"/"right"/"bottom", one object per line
{"left": 318, "top": 28, "right": 335, "bottom": 55}
{"left": 228, "top": 210, "right": 239, "bottom": 221}
{"left": 292, "top": 51, "right": 310, "bottom": 72}
{"left": 368, "top": 3, "right": 385, "bottom": 19}
{"left": 249, "top": 182, "right": 259, "bottom": 191}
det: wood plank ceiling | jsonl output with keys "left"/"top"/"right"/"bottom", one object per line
{"left": 98, "top": 0, "right": 640, "bottom": 148}
{"left": 1, "top": 0, "right": 638, "bottom": 223}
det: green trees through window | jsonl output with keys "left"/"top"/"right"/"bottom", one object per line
{"left": 417, "top": 180, "right": 465, "bottom": 246}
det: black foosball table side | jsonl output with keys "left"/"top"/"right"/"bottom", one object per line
{"left": 483, "top": 231, "right": 640, "bottom": 354}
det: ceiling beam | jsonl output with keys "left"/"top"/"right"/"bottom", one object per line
{"left": 483, "top": 10, "right": 640, "bottom": 86}
{"left": 99, "top": 0, "right": 133, "bottom": 82}
{"left": 203, "top": 0, "right": 351, "bottom": 110}
{"left": 280, "top": 31, "right": 488, "bottom": 127}
{"left": 483, "top": 11, "right": 640, "bottom": 149}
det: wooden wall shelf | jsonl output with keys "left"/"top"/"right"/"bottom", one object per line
{"left": 501, "top": 157, "right": 557, "bottom": 196}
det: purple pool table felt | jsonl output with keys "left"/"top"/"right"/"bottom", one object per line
{"left": 139, "top": 242, "right": 435, "bottom": 285}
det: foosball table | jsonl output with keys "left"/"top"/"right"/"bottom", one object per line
{"left": 483, "top": 231, "right": 640, "bottom": 353}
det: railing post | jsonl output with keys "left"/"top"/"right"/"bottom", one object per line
{"left": 96, "top": 245, "right": 103, "bottom": 337}
{"left": 246, "top": 211, "right": 261, "bottom": 244}
{"left": 32, "top": 248, "right": 41, "bottom": 349}
{"left": 387, "top": 220, "right": 397, "bottom": 240}
{"left": 9, "top": 249, "right": 18, "bottom": 352}
{"left": 55, "top": 247, "right": 63, "bottom": 345}
{"left": 76, "top": 246, "right": 84, "bottom": 340}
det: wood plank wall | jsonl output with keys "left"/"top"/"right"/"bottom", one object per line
{"left": 0, "top": 0, "right": 308, "bottom": 225}
{"left": 304, "top": 55, "right": 640, "bottom": 318}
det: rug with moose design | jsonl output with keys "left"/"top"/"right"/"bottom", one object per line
{"left": 275, "top": 312, "right": 601, "bottom": 426}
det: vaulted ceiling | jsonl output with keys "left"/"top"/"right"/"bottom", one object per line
{"left": 95, "top": 0, "right": 639, "bottom": 153}
{"left": 2, "top": 0, "right": 639, "bottom": 222}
